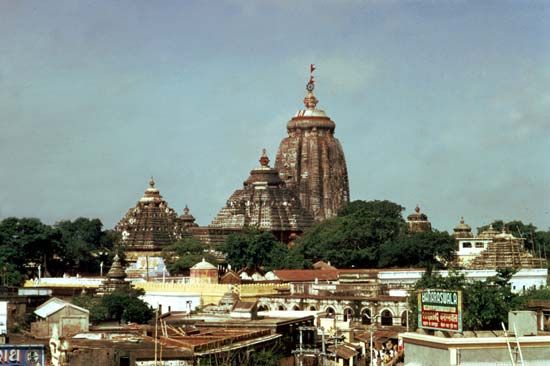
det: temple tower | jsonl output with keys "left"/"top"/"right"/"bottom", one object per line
{"left": 275, "top": 66, "right": 350, "bottom": 221}
{"left": 97, "top": 255, "right": 131, "bottom": 296}
{"left": 406, "top": 205, "right": 432, "bottom": 233}
{"left": 209, "top": 150, "right": 314, "bottom": 243}
{"left": 453, "top": 217, "right": 473, "bottom": 238}
{"left": 115, "top": 177, "right": 188, "bottom": 261}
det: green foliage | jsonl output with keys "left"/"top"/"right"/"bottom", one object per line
{"left": 72, "top": 289, "right": 153, "bottom": 324}
{"left": 410, "top": 268, "right": 521, "bottom": 331}
{"left": 221, "top": 229, "right": 304, "bottom": 271}
{"left": 519, "top": 287, "right": 550, "bottom": 301}
{"left": 162, "top": 237, "right": 217, "bottom": 275}
{"left": 0, "top": 217, "right": 63, "bottom": 281}
{"left": 250, "top": 349, "right": 281, "bottom": 366}
{"left": 295, "top": 200, "right": 409, "bottom": 268}
{"left": 0, "top": 217, "right": 120, "bottom": 284}
{"left": 379, "top": 231, "right": 457, "bottom": 269}
{"left": 55, "top": 217, "right": 116, "bottom": 275}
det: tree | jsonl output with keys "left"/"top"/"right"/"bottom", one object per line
{"left": 294, "top": 200, "right": 406, "bottom": 268}
{"left": 250, "top": 349, "right": 282, "bottom": 366}
{"left": 162, "top": 237, "right": 218, "bottom": 275}
{"left": 72, "top": 288, "right": 153, "bottom": 324}
{"left": 378, "top": 231, "right": 457, "bottom": 268}
{"left": 0, "top": 217, "right": 63, "bottom": 280}
{"left": 55, "top": 218, "right": 114, "bottom": 275}
{"left": 221, "top": 229, "right": 304, "bottom": 271}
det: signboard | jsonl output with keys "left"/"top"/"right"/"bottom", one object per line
{"left": 418, "top": 289, "right": 462, "bottom": 332}
{"left": 0, "top": 345, "right": 46, "bottom": 366}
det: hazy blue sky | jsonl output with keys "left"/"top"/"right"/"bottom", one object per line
{"left": 0, "top": 0, "right": 548, "bottom": 233}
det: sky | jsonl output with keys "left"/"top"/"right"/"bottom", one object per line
{"left": 0, "top": 0, "right": 549, "bottom": 233}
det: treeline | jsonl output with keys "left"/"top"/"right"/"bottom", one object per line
{"left": 0, "top": 217, "right": 120, "bottom": 285}
{"left": 219, "top": 200, "right": 550, "bottom": 272}
{"left": 3, "top": 200, "right": 548, "bottom": 280}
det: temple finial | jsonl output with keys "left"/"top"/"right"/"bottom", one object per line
{"left": 259, "top": 149, "right": 270, "bottom": 167}
{"left": 184, "top": 205, "right": 190, "bottom": 215}
{"left": 415, "top": 204, "right": 420, "bottom": 213}
{"left": 149, "top": 176, "right": 155, "bottom": 188}
{"left": 304, "top": 64, "right": 318, "bottom": 109}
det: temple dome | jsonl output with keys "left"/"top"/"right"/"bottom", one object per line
{"left": 494, "top": 227, "right": 516, "bottom": 241}
{"left": 106, "top": 255, "right": 126, "bottom": 280}
{"left": 115, "top": 177, "right": 190, "bottom": 261}
{"left": 453, "top": 217, "right": 473, "bottom": 238}
{"left": 244, "top": 149, "right": 284, "bottom": 187}
{"left": 191, "top": 258, "right": 217, "bottom": 270}
{"left": 406, "top": 205, "right": 432, "bottom": 233}
{"left": 478, "top": 224, "right": 500, "bottom": 239}
{"left": 210, "top": 150, "right": 314, "bottom": 235}
{"left": 180, "top": 205, "right": 198, "bottom": 228}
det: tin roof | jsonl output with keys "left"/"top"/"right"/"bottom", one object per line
{"left": 35, "top": 297, "right": 89, "bottom": 318}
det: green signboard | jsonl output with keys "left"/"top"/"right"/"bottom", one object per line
{"left": 418, "top": 289, "right": 462, "bottom": 332}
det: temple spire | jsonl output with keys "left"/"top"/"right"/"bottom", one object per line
{"left": 303, "top": 64, "right": 319, "bottom": 109}
{"left": 259, "top": 148, "right": 270, "bottom": 167}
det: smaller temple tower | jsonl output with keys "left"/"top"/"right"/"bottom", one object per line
{"left": 180, "top": 205, "right": 198, "bottom": 228}
{"left": 406, "top": 205, "right": 432, "bottom": 233}
{"left": 115, "top": 177, "right": 189, "bottom": 261}
{"left": 97, "top": 255, "right": 131, "bottom": 296}
{"left": 468, "top": 227, "right": 546, "bottom": 270}
{"left": 453, "top": 217, "right": 473, "bottom": 238}
{"left": 209, "top": 150, "right": 314, "bottom": 243}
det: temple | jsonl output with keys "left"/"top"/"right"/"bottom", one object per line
{"left": 209, "top": 150, "right": 314, "bottom": 243}
{"left": 275, "top": 65, "right": 350, "bottom": 221}
{"left": 97, "top": 255, "right": 130, "bottom": 296}
{"left": 406, "top": 205, "right": 432, "bottom": 233}
{"left": 115, "top": 177, "right": 189, "bottom": 261}
{"left": 452, "top": 216, "right": 473, "bottom": 238}
{"left": 468, "top": 228, "right": 546, "bottom": 269}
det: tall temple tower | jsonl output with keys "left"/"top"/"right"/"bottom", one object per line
{"left": 275, "top": 66, "right": 350, "bottom": 221}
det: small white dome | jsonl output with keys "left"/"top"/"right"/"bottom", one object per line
{"left": 191, "top": 258, "right": 217, "bottom": 270}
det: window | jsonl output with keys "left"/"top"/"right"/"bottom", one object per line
{"left": 381, "top": 310, "right": 393, "bottom": 326}
{"left": 361, "top": 309, "right": 372, "bottom": 325}
{"left": 462, "top": 242, "right": 472, "bottom": 248}
{"left": 119, "top": 357, "right": 130, "bottom": 366}
{"left": 343, "top": 308, "right": 354, "bottom": 322}
{"left": 475, "top": 242, "right": 484, "bottom": 248}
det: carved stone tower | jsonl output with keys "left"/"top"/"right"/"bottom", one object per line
{"left": 209, "top": 149, "right": 314, "bottom": 243}
{"left": 274, "top": 66, "right": 350, "bottom": 221}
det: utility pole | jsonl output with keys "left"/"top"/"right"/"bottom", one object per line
{"left": 368, "top": 314, "right": 381, "bottom": 366}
